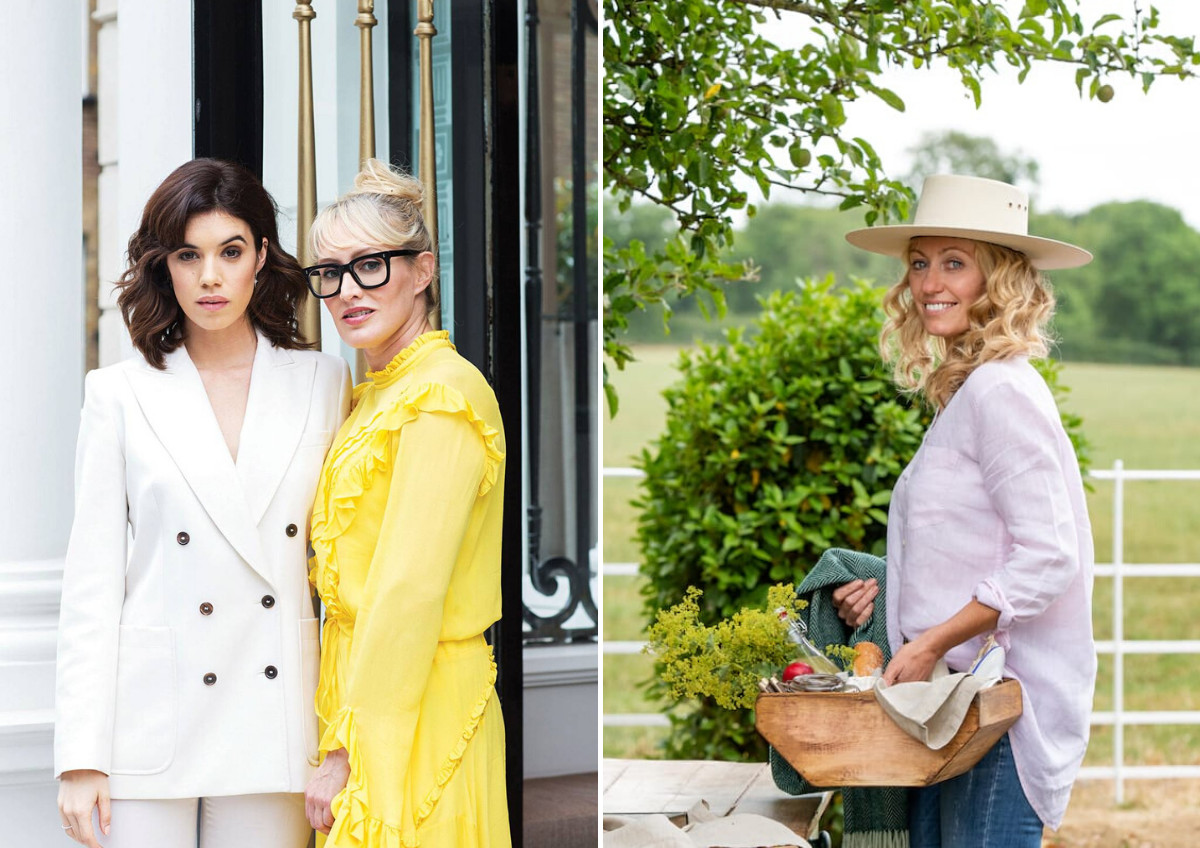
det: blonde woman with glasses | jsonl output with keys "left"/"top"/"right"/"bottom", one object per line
{"left": 301, "top": 159, "right": 510, "bottom": 848}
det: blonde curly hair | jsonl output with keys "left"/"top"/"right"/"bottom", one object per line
{"left": 309, "top": 158, "right": 439, "bottom": 321}
{"left": 880, "top": 239, "right": 1054, "bottom": 409}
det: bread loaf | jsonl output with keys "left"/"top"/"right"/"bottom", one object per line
{"left": 852, "top": 641, "right": 884, "bottom": 677}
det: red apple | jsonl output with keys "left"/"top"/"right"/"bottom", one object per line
{"left": 782, "top": 661, "right": 814, "bottom": 681}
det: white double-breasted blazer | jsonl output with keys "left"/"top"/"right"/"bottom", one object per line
{"left": 54, "top": 334, "right": 351, "bottom": 799}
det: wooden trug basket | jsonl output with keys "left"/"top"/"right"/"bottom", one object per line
{"left": 756, "top": 678, "right": 1022, "bottom": 787}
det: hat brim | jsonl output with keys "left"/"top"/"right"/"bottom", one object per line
{"left": 844, "top": 225, "right": 1093, "bottom": 271}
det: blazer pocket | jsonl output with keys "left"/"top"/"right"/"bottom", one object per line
{"left": 110, "top": 626, "right": 176, "bottom": 775}
{"left": 299, "top": 618, "right": 321, "bottom": 765}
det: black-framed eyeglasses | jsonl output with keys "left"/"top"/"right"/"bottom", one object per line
{"left": 303, "top": 249, "right": 420, "bottom": 298}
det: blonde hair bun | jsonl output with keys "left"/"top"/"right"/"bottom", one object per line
{"left": 348, "top": 158, "right": 423, "bottom": 205}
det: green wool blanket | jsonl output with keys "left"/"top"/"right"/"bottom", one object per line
{"left": 768, "top": 548, "right": 909, "bottom": 848}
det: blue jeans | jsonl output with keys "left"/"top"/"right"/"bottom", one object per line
{"left": 908, "top": 734, "right": 1043, "bottom": 848}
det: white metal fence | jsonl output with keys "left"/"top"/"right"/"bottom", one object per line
{"left": 602, "top": 461, "right": 1200, "bottom": 802}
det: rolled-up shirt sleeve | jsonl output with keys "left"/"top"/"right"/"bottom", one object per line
{"left": 969, "top": 381, "right": 1081, "bottom": 631}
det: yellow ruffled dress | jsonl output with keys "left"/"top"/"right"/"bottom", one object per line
{"left": 309, "top": 331, "right": 510, "bottom": 848}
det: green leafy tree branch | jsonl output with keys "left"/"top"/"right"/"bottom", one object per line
{"left": 603, "top": 0, "right": 1200, "bottom": 413}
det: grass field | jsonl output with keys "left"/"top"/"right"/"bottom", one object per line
{"left": 602, "top": 347, "right": 1200, "bottom": 764}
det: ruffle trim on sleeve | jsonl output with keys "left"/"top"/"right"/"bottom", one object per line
{"left": 395, "top": 383, "right": 504, "bottom": 499}
{"left": 309, "top": 382, "right": 504, "bottom": 611}
{"left": 319, "top": 703, "right": 352, "bottom": 757}
{"left": 315, "top": 618, "right": 347, "bottom": 740}
{"left": 322, "top": 653, "right": 499, "bottom": 848}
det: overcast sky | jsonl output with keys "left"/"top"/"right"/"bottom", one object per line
{"left": 766, "top": 1, "right": 1200, "bottom": 227}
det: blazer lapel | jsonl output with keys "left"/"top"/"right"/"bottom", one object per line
{"left": 124, "top": 346, "right": 270, "bottom": 587}
{"left": 236, "top": 336, "right": 315, "bottom": 528}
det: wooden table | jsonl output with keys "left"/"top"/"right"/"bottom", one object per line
{"left": 602, "top": 758, "right": 832, "bottom": 840}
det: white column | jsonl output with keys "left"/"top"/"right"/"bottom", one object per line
{"left": 94, "top": 0, "right": 125, "bottom": 366}
{"left": 97, "top": 0, "right": 193, "bottom": 367}
{"left": 0, "top": 2, "right": 84, "bottom": 844}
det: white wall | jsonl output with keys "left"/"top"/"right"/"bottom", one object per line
{"left": 0, "top": 1, "right": 85, "bottom": 843}
{"left": 523, "top": 645, "right": 599, "bottom": 778}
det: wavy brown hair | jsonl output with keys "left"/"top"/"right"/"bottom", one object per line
{"left": 880, "top": 239, "right": 1055, "bottom": 409}
{"left": 116, "top": 158, "right": 311, "bottom": 368}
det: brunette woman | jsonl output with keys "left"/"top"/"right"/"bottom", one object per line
{"left": 55, "top": 158, "right": 350, "bottom": 848}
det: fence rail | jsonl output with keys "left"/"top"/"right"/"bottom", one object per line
{"left": 602, "top": 461, "right": 1200, "bottom": 803}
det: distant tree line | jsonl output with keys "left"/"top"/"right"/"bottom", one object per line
{"left": 607, "top": 195, "right": 1200, "bottom": 367}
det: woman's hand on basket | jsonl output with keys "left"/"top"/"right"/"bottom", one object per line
{"left": 831, "top": 578, "right": 878, "bottom": 629}
{"left": 883, "top": 599, "right": 1002, "bottom": 685}
{"left": 306, "top": 747, "right": 351, "bottom": 835}
{"left": 58, "top": 769, "right": 110, "bottom": 848}
{"left": 882, "top": 635, "right": 943, "bottom": 685}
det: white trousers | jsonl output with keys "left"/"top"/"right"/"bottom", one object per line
{"left": 96, "top": 793, "right": 310, "bottom": 848}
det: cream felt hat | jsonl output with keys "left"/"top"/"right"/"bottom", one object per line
{"left": 845, "top": 174, "right": 1092, "bottom": 270}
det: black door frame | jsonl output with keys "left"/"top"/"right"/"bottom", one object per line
{"left": 389, "top": 4, "right": 524, "bottom": 846}
{"left": 193, "top": 0, "right": 264, "bottom": 175}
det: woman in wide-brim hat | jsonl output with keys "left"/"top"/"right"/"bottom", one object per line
{"left": 834, "top": 175, "right": 1097, "bottom": 845}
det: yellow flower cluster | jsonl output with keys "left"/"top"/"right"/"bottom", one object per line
{"left": 645, "top": 584, "right": 806, "bottom": 710}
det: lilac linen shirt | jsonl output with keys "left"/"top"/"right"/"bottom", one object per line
{"left": 885, "top": 357, "right": 1096, "bottom": 830}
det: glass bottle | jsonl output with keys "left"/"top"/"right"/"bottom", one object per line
{"left": 775, "top": 608, "right": 843, "bottom": 675}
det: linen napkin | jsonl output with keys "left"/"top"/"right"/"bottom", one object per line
{"left": 602, "top": 800, "right": 812, "bottom": 848}
{"left": 873, "top": 661, "right": 994, "bottom": 750}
